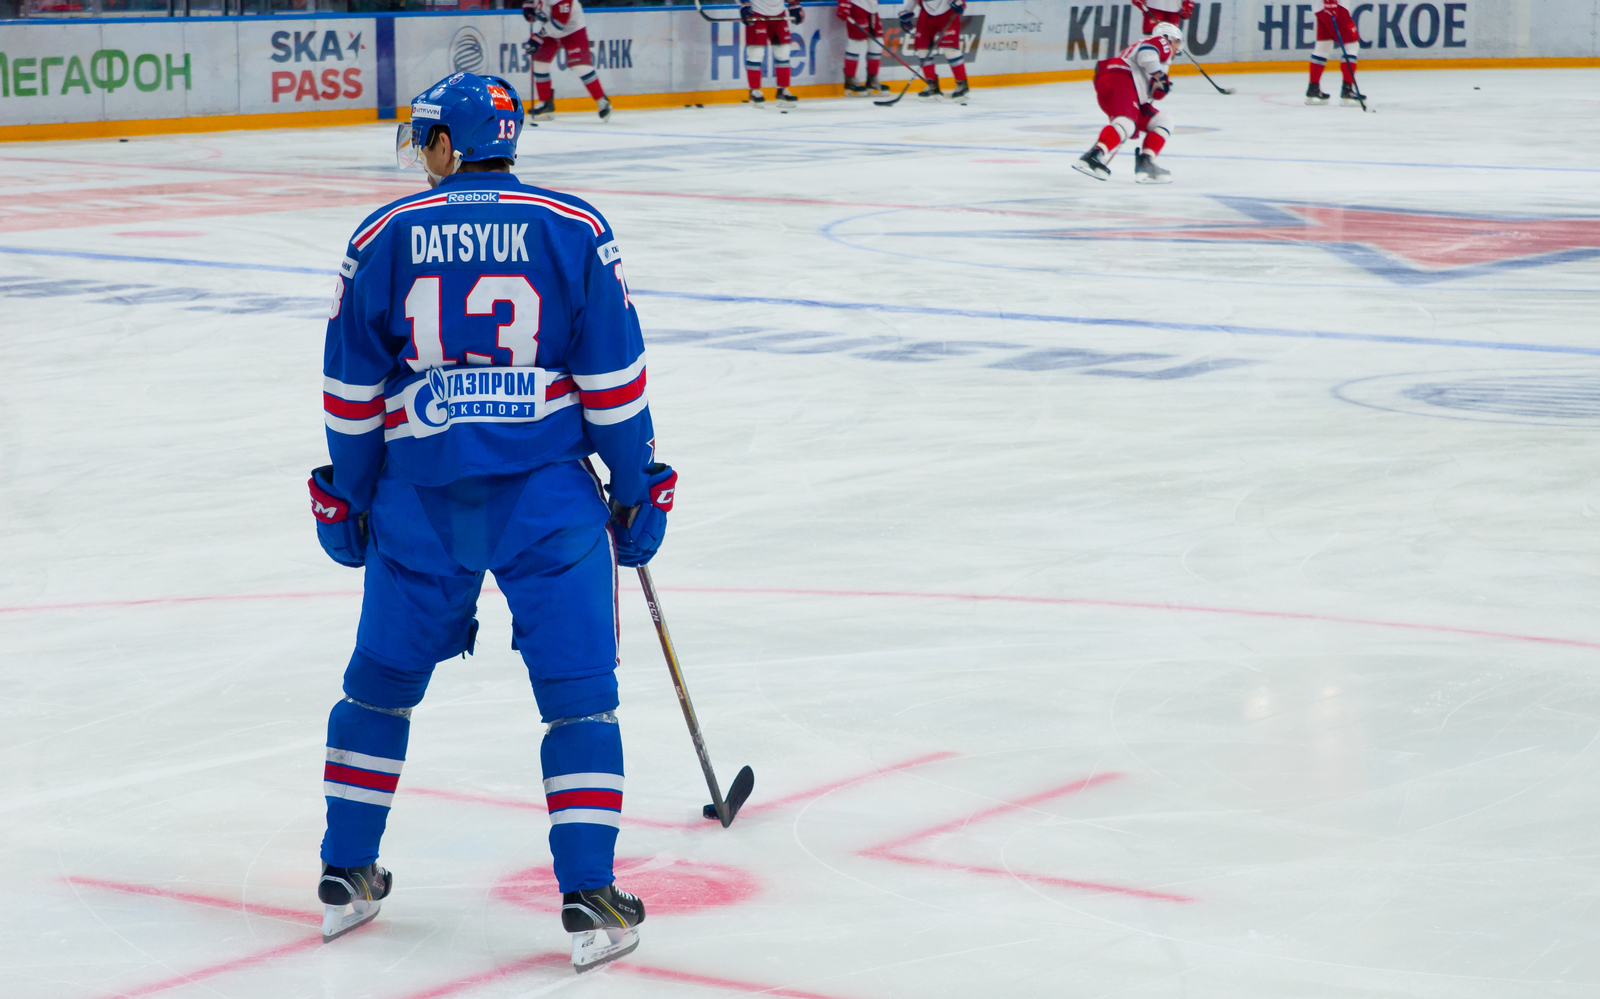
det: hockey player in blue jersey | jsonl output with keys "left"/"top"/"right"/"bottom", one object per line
{"left": 307, "top": 71, "right": 672, "bottom": 973}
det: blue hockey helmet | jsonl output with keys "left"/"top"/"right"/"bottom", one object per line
{"left": 397, "top": 72, "right": 523, "bottom": 172}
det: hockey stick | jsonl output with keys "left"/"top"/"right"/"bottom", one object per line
{"left": 868, "top": 28, "right": 926, "bottom": 107}
{"left": 692, "top": 0, "right": 743, "bottom": 22}
{"left": 1328, "top": 17, "right": 1372, "bottom": 113}
{"left": 1181, "top": 48, "right": 1234, "bottom": 95}
{"left": 636, "top": 565, "right": 755, "bottom": 827}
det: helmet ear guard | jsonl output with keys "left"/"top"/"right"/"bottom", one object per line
{"left": 1152, "top": 20, "right": 1184, "bottom": 49}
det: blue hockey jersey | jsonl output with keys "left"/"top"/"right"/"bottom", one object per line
{"left": 322, "top": 171, "right": 655, "bottom": 513}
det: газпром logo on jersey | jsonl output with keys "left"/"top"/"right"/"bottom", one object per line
{"left": 392, "top": 365, "right": 580, "bottom": 440}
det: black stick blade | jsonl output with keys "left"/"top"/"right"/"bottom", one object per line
{"left": 702, "top": 766, "right": 756, "bottom": 827}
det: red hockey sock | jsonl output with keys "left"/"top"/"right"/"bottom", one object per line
{"left": 1340, "top": 61, "right": 1357, "bottom": 83}
{"left": 582, "top": 75, "right": 606, "bottom": 100}
{"left": 536, "top": 81, "right": 553, "bottom": 102}
{"left": 776, "top": 66, "right": 791, "bottom": 88}
{"left": 1308, "top": 61, "right": 1325, "bottom": 85}
{"left": 1142, "top": 131, "right": 1166, "bottom": 156}
{"left": 867, "top": 55, "right": 880, "bottom": 76}
{"left": 844, "top": 57, "right": 859, "bottom": 79}
{"left": 922, "top": 65, "right": 937, "bottom": 83}
{"left": 951, "top": 64, "right": 967, "bottom": 83}
{"left": 1096, "top": 125, "right": 1122, "bottom": 152}
{"left": 747, "top": 68, "right": 762, "bottom": 91}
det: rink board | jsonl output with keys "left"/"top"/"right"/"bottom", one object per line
{"left": 0, "top": 0, "right": 1597, "bottom": 135}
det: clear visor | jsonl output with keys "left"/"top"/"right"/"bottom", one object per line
{"left": 396, "top": 122, "right": 423, "bottom": 169}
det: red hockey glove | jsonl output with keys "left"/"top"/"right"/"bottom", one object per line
{"left": 1179, "top": 0, "right": 1195, "bottom": 18}
{"left": 309, "top": 466, "right": 368, "bottom": 568}
{"left": 1132, "top": 0, "right": 1148, "bottom": 10}
{"left": 610, "top": 464, "right": 677, "bottom": 568}
{"left": 836, "top": 0, "right": 848, "bottom": 19}
{"left": 1150, "top": 70, "right": 1172, "bottom": 97}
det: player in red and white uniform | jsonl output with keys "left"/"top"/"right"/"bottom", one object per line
{"left": 838, "top": 0, "right": 887, "bottom": 96}
{"left": 1306, "top": 0, "right": 1363, "bottom": 106}
{"left": 897, "top": 0, "right": 968, "bottom": 104}
{"left": 741, "top": 0, "right": 805, "bottom": 107}
{"left": 522, "top": 0, "right": 612, "bottom": 123}
{"left": 1132, "top": 0, "right": 1193, "bottom": 34}
{"left": 1072, "top": 22, "right": 1181, "bottom": 184}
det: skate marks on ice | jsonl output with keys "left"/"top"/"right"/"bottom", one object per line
{"left": 824, "top": 194, "right": 1600, "bottom": 287}
{"left": 0, "top": 275, "right": 329, "bottom": 319}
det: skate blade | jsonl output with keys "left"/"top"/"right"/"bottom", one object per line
{"left": 322, "top": 899, "right": 381, "bottom": 943}
{"left": 1340, "top": 98, "right": 1361, "bottom": 107}
{"left": 1135, "top": 174, "right": 1172, "bottom": 185}
{"left": 1071, "top": 161, "right": 1110, "bottom": 182}
{"left": 572, "top": 927, "right": 639, "bottom": 974}
{"left": 1305, "top": 97, "right": 1328, "bottom": 105}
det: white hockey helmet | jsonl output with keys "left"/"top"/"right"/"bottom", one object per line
{"left": 1153, "top": 21, "right": 1184, "bottom": 50}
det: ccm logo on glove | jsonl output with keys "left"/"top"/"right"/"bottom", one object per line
{"left": 309, "top": 475, "right": 351, "bottom": 523}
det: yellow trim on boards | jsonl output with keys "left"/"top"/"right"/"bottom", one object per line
{"left": 2, "top": 56, "right": 1597, "bottom": 143}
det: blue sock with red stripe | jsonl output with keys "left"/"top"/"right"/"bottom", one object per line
{"left": 541, "top": 713, "right": 623, "bottom": 893}
{"left": 321, "top": 697, "right": 410, "bottom": 868}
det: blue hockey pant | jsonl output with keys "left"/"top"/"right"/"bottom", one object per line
{"left": 320, "top": 460, "right": 624, "bottom": 893}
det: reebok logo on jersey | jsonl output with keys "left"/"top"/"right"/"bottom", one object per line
{"left": 446, "top": 192, "right": 500, "bottom": 204}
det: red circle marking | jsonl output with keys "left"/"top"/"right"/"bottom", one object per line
{"left": 113, "top": 230, "right": 207, "bottom": 238}
{"left": 493, "top": 856, "right": 757, "bottom": 915}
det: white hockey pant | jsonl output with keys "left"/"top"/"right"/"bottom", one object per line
{"left": 1312, "top": 38, "right": 1357, "bottom": 61}
{"left": 746, "top": 44, "right": 792, "bottom": 81}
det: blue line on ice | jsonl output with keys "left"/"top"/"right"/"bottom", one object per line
{"left": 4, "top": 244, "right": 1599, "bottom": 358}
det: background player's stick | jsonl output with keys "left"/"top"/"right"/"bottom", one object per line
{"left": 691, "top": 0, "right": 742, "bottom": 22}
{"left": 636, "top": 565, "right": 755, "bottom": 827}
{"left": 1181, "top": 49, "right": 1234, "bottom": 95}
{"left": 868, "top": 31, "right": 925, "bottom": 107}
{"left": 1328, "top": 18, "right": 1372, "bottom": 113}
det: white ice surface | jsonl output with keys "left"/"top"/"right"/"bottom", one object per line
{"left": 3, "top": 69, "right": 1600, "bottom": 998}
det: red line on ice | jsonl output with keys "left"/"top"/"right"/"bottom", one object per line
{"left": 405, "top": 786, "right": 682, "bottom": 828}
{"left": 856, "top": 772, "right": 1197, "bottom": 904}
{"left": 108, "top": 935, "right": 323, "bottom": 998}
{"left": 734, "top": 750, "right": 958, "bottom": 819}
{"left": 385, "top": 952, "right": 571, "bottom": 999}
{"left": 65, "top": 875, "right": 321, "bottom": 925}
{"left": 407, "top": 751, "right": 953, "bottom": 830}
{"left": 613, "top": 962, "right": 856, "bottom": 998}
{"left": 6, "top": 584, "right": 1593, "bottom": 652}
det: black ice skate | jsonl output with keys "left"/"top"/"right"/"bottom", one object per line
{"left": 917, "top": 79, "right": 942, "bottom": 101}
{"left": 528, "top": 98, "right": 555, "bottom": 122}
{"left": 844, "top": 78, "right": 868, "bottom": 96}
{"left": 563, "top": 883, "right": 645, "bottom": 973}
{"left": 949, "top": 81, "right": 969, "bottom": 105}
{"left": 1072, "top": 145, "right": 1111, "bottom": 181}
{"left": 1305, "top": 81, "right": 1330, "bottom": 105}
{"left": 1134, "top": 148, "right": 1171, "bottom": 184}
{"left": 749, "top": 88, "right": 766, "bottom": 107}
{"left": 318, "top": 862, "right": 391, "bottom": 942}
{"left": 596, "top": 96, "right": 613, "bottom": 122}
{"left": 774, "top": 87, "right": 799, "bottom": 107}
{"left": 865, "top": 73, "right": 888, "bottom": 92}
{"left": 1339, "top": 81, "right": 1361, "bottom": 107}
